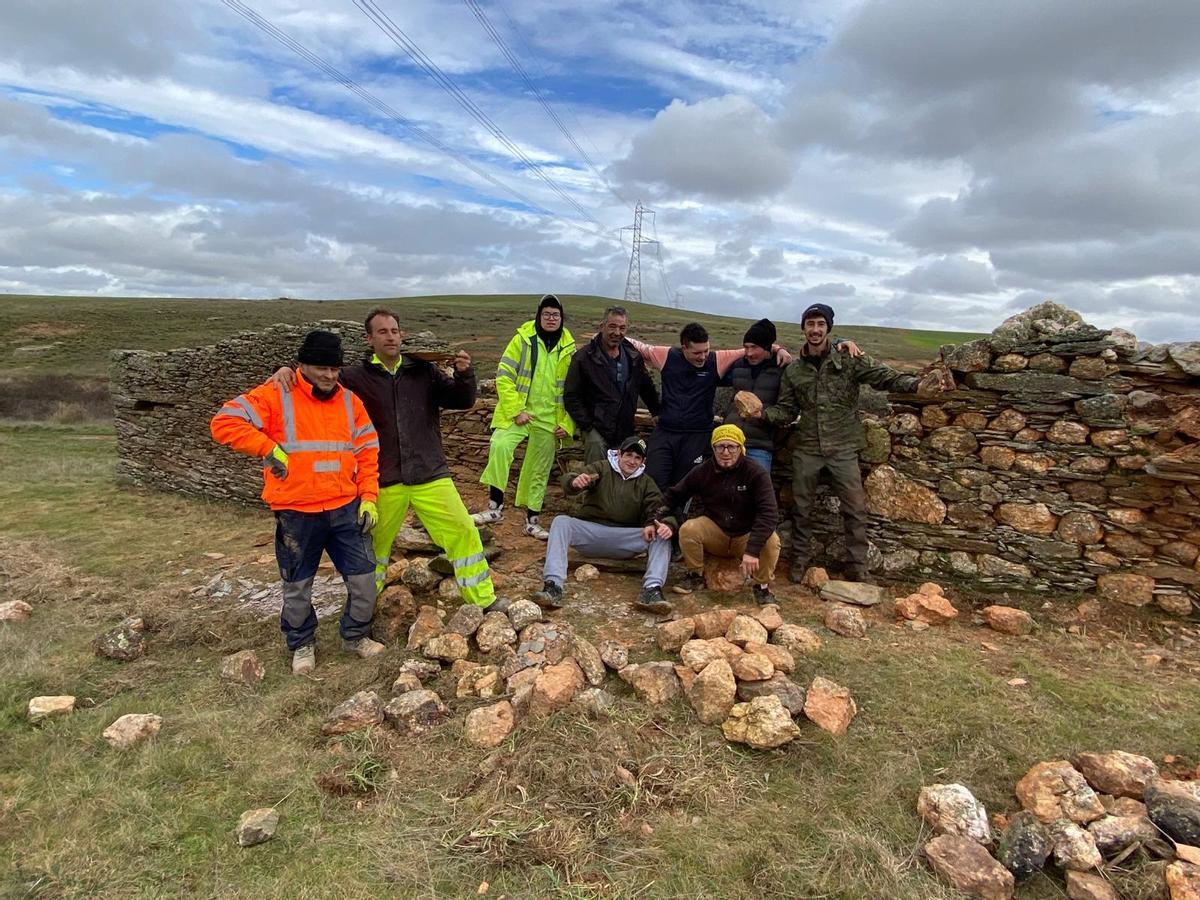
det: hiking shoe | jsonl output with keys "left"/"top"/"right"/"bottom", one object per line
{"left": 752, "top": 583, "right": 776, "bottom": 606}
{"left": 845, "top": 568, "right": 875, "bottom": 585}
{"left": 471, "top": 502, "right": 504, "bottom": 526}
{"left": 531, "top": 580, "right": 563, "bottom": 610}
{"left": 634, "top": 585, "right": 672, "bottom": 615}
{"left": 670, "top": 571, "right": 705, "bottom": 595}
{"left": 523, "top": 519, "right": 550, "bottom": 541}
{"left": 342, "top": 636, "right": 386, "bottom": 658}
{"left": 485, "top": 596, "right": 511, "bottom": 614}
{"left": 787, "top": 559, "right": 810, "bottom": 584}
{"left": 291, "top": 643, "right": 316, "bottom": 675}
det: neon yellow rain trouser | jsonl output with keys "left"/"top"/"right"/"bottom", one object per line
{"left": 479, "top": 423, "right": 557, "bottom": 513}
{"left": 373, "top": 478, "right": 495, "bottom": 608}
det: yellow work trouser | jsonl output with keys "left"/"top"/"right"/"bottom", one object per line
{"left": 373, "top": 478, "right": 496, "bottom": 607}
{"left": 479, "top": 423, "right": 557, "bottom": 513}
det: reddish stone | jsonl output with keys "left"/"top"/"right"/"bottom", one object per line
{"left": 997, "top": 502, "right": 1058, "bottom": 535}
{"left": 990, "top": 409, "right": 1027, "bottom": 433}
{"left": 1048, "top": 420, "right": 1090, "bottom": 445}
{"left": 1097, "top": 574, "right": 1155, "bottom": 607}
{"left": 981, "top": 446, "right": 1016, "bottom": 470}
{"left": 1057, "top": 512, "right": 1105, "bottom": 545}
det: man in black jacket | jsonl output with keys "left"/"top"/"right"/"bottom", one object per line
{"left": 271, "top": 307, "right": 501, "bottom": 610}
{"left": 563, "top": 306, "right": 660, "bottom": 463}
{"left": 721, "top": 318, "right": 785, "bottom": 473}
{"left": 657, "top": 425, "right": 780, "bottom": 605}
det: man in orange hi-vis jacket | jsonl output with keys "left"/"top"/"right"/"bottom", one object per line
{"left": 211, "top": 330, "right": 382, "bottom": 675}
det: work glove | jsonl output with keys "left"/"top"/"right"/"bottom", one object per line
{"left": 358, "top": 499, "right": 378, "bottom": 534}
{"left": 266, "top": 445, "right": 289, "bottom": 479}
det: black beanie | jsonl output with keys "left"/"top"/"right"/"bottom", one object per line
{"left": 742, "top": 318, "right": 777, "bottom": 351}
{"left": 801, "top": 303, "right": 834, "bottom": 328}
{"left": 297, "top": 330, "right": 344, "bottom": 366}
{"left": 537, "top": 293, "right": 563, "bottom": 315}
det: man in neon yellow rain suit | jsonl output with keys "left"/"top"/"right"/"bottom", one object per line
{"left": 472, "top": 294, "right": 576, "bottom": 540}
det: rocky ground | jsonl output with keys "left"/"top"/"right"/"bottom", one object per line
{"left": 7, "top": 498, "right": 1200, "bottom": 897}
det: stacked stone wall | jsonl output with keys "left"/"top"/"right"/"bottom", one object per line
{"left": 110, "top": 320, "right": 573, "bottom": 507}
{"left": 791, "top": 303, "right": 1200, "bottom": 614}
{"left": 111, "top": 305, "right": 1200, "bottom": 612}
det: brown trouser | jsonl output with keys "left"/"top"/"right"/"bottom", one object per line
{"left": 679, "top": 515, "right": 780, "bottom": 583}
{"left": 791, "top": 449, "right": 868, "bottom": 571}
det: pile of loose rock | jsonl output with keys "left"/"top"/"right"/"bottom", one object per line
{"left": 918, "top": 751, "right": 1200, "bottom": 899}
{"left": 650, "top": 604, "right": 857, "bottom": 747}
{"left": 318, "top": 575, "right": 864, "bottom": 752}
{"left": 321, "top": 595, "right": 614, "bottom": 748}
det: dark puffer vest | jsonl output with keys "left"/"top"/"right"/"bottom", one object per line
{"left": 721, "top": 358, "right": 785, "bottom": 450}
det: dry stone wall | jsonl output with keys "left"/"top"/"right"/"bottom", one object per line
{"left": 111, "top": 319, "right": 558, "bottom": 506}
{"left": 111, "top": 304, "right": 1200, "bottom": 611}
{"left": 788, "top": 302, "right": 1200, "bottom": 614}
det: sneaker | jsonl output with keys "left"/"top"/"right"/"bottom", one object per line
{"left": 485, "top": 596, "right": 511, "bottom": 614}
{"left": 787, "top": 559, "right": 810, "bottom": 584}
{"left": 291, "top": 643, "right": 316, "bottom": 675}
{"left": 634, "top": 585, "right": 672, "bottom": 615}
{"left": 523, "top": 519, "right": 550, "bottom": 541}
{"left": 342, "top": 636, "right": 386, "bottom": 658}
{"left": 471, "top": 501, "right": 504, "bottom": 526}
{"left": 531, "top": 580, "right": 563, "bottom": 610}
{"left": 670, "top": 571, "right": 705, "bottom": 595}
{"left": 752, "top": 583, "right": 776, "bottom": 606}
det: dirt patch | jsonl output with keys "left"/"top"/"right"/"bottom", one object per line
{"left": 9, "top": 322, "right": 85, "bottom": 341}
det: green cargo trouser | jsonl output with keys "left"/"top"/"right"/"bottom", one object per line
{"left": 790, "top": 449, "right": 869, "bottom": 572}
{"left": 583, "top": 428, "right": 608, "bottom": 465}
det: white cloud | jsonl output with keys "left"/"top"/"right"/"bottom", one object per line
{"left": 612, "top": 95, "right": 794, "bottom": 200}
{"left": 0, "top": 0, "right": 1198, "bottom": 341}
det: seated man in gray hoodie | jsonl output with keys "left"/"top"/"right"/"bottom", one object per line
{"left": 533, "top": 436, "right": 677, "bottom": 615}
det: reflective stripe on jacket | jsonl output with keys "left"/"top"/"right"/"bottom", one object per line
{"left": 211, "top": 375, "right": 380, "bottom": 512}
{"left": 490, "top": 320, "right": 576, "bottom": 436}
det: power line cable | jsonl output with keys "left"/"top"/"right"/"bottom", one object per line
{"left": 492, "top": 0, "right": 608, "bottom": 168}
{"left": 353, "top": 0, "right": 605, "bottom": 230}
{"left": 461, "top": 0, "right": 631, "bottom": 209}
{"left": 219, "top": 0, "right": 566, "bottom": 224}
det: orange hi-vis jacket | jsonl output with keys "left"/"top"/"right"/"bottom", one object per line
{"left": 210, "top": 376, "right": 380, "bottom": 513}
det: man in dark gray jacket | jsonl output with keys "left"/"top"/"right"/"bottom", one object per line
{"left": 533, "top": 436, "right": 677, "bottom": 615}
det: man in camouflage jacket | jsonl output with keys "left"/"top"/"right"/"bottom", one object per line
{"left": 753, "top": 303, "right": 920, "bottom": 583}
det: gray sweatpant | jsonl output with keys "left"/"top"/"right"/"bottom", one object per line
{"left": 544, "top": 515, "right": 670, "bottom": 589}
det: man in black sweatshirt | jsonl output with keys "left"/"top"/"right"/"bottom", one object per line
{"left": 657, "top": 424, "right": 780, "bottom": 605}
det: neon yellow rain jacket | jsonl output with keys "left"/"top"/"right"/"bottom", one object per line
{"left": 490, "top": 320, "right": 576, "bottom": 436}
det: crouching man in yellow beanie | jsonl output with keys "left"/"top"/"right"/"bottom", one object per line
{"left": 654, "top": 424, "right": 781, "bottom": 605}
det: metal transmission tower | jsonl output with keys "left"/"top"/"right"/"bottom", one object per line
{"left": 622, "top": 201, "right": 658, "bottom": 304}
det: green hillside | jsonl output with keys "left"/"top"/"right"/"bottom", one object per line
{"left": 0, "top": 293, "right": 984, "bottom": 379}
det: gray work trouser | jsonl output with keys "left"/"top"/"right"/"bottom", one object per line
{"left": 790, "top": 449, "right": 869, "bottom": 571}
{"left": 583, "top": 428, "right": 609, "bottom": 465}
{"left": 543, "top": 515, "right": 669, "bottom": 589}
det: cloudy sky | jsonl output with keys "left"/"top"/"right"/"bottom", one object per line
{"left": 2, "top": 0, "right": 1199, "bottom": 340}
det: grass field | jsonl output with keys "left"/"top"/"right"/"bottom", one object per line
{"left": 1, "top": 420, "right": 1195, "bottom": 899}
{"left": 0, "top": 293, "right": 984, "bottom": 381}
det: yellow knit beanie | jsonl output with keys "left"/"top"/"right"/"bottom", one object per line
{"left": 711, "top": 424, "right": 746, "bottom": 449}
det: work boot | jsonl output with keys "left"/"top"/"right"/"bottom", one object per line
{"left": 634, "top": 585, "right": 672, "bottom": 615}
{"left": 342, "top": 636, "right": 386, "bottom": 658}
{"left": 845, "top": 567, "right": 874, "bottom": 585}
{"left": 787, "top": 558, "right": 810, "bottom": 584}
{"left": 531, "top": 580, "right": 564, "bottom": 610}
{"left": 485, "top": 596, "right": 512, "bottom": 614}
{"left": 671, "top": 571, "right": 705, "bottom": 595}
{"left": 752, "top": 583, "right": 776, "bottom": 606}
{"left": 291, "top": 643, "right": 316, "bottom": 675}
{"left": 471, "top": 501, "right": 504, "bottom": 526}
